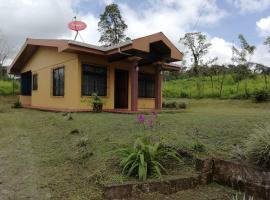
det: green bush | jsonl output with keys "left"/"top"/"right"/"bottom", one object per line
{"left": 245, "top": 125, "right": 270, "bottom": 169}
{"left": 253, "top": 90, "right": 269, "bottom": 102}
{"left": 12, "top": 101, "right": 22, "bottom": 108}
{"left": 162, "top": 101, "right": 187, "bottom": 109}
{"left": 118, "top": 137, "right": 181, "bottom": 180}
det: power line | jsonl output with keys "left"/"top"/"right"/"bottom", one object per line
{"left": 191, "top": 0, "right": 208, "bottom": 31}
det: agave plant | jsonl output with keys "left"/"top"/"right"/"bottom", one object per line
{"left": 118, "top": 137, "right": 181, "bottom": 181}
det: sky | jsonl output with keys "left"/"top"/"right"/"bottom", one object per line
{"left": 1, "top": 0, "right": 270, "bottom": 66}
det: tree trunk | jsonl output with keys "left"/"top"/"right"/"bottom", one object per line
{"left": 236, "top": 81, "right": 240, "bottom": 94}
{"left": 219, "top": 73, "right": 225, "bottom": 97}
{"left": 210, "top": 76, "right": 214, "bottom": 95}
{"left": 264, "top": 74, "right": 268, "bottom": 89}
{"left": 244, "top": 79, "right": 249, "bottom": 97}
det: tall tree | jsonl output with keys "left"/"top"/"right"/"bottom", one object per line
{"left": 265, "top": 37, "right": 270, "bottom": 52}
{"left": 254, "top": 63, "right": 270, "bottom": 89}
{"left": 98, "top": 3, "right": 129, "bottom": 46}
{"left": 231, "top": 34, "right": 255, "bottom": 97}
{"left": 0, "top": 32, "right": 9, "bottom": 67}
{"left": 180, "top": 32, "right": 212, "bottom": 75}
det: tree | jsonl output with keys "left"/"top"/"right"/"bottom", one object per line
{"left": 180, "top": 32, "right": 212, "bottom": 75}
{"left": 254, "top": 63, "right": 270, "bottom": 89}
{"left": 98, "top": 3, "right": 129, "bottom": 46}
{"left": 232, "top": 34, "right": 256, "bottom": 97}
{"left": 0, "top": 32, "right": 9, "bottom": 67}
{"left": 265, "top": 37, "right": 270, "bottom": 52}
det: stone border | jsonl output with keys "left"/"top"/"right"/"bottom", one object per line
{"left": 195, "top": 158, "right": 270, "bottom": 200}
{"left": 213, "top": 159, "right": 270, "bottom": 199}
{"left": 103, "top": 154, "right": 270, "bottom": 199}
{"left": 103, "top": 175, "right": 199, "bottom": 199}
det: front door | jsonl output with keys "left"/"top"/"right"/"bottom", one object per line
{"left": 114, "top": 69, "right": 129, "bottom": 109}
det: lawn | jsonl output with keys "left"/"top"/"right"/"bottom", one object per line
{"left": 0, "top": 96, "right": 269, "bottom": 199}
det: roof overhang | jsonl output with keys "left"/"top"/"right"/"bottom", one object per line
{"left": 10, "top": 32, "right": 183, "bottom": 74}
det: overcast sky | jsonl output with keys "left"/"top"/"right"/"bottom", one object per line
{"left": 1, "top": 0, "right": 270, "bottom": 66}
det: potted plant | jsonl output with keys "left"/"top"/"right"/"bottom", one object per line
{"left": 91, "top": 93, "right": 103, "bottom": 112}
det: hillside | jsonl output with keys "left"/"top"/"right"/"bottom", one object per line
{"left": 163, "top": 75, "right": 269, "bottom": 99}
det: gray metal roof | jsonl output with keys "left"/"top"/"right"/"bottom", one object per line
{"left": 68, "top": 40, "right": 133, "bottom": 51}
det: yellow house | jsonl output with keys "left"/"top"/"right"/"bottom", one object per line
{"left": 10, "top": 32, "right": 183, "bottom": 112}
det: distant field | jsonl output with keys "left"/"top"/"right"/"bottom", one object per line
{"left": 0, "top": 96, "right": 269, "bottom": 199}
{"left": 0, "top": 80, "right": 20, "bottom": 95}
{"left": 163, "top": 75, "right": 269, "bottom": 99}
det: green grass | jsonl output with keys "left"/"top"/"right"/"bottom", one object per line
{"left": 0, "top": 96, "right": 269, "bottom": 199}
{"left": 164, "top": 75, "right": 270, "bottom": 99}
{"left": 0, "top": 80, "right": 20, "bottom": 95}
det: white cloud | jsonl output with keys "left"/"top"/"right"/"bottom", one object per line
{"left": 0, "top": 0, "right": 75, "bottom": 46}
{"left": 256, "top": 16, "right": 270, "bottom": 36}
{"left": 207, "top": 37, "right": 234, "bottom": 65}
{"left": 253, "top": 44, "right": 270, "bottom": 66}
{"left": 120, "top": 0, "right": 227, "bottom": 45}
{"left": 227, "top": 0, "right": 270, "bottom": 13}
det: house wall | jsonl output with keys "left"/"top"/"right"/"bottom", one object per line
{"left": 20, "top": 46, "right": 80, "bottom": 109}
{"left": 19, "top": 47, "right": 160, "bottom": 111}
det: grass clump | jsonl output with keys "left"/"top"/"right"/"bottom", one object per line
{"left": 118, "top": 137, "right": 181, "bottom": 181}
{"left": 245, "top": 125, "right": 270, "bottom": 169}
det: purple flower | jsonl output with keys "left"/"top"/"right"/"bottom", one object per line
{"left": 137, "top": 114, "right": 145, "bottom": 123}
{"left": 151, "top": 110, "right": 158, "bottom": 118}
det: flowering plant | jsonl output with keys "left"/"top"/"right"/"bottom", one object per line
{"left": 136, "top": 110, "right": 159, "bottom": 130}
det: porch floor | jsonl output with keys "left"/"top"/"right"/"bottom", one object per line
{"left": 22, "top": 105, "right": 156, "bottom": 114}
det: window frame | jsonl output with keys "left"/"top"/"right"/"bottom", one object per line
{"left": 138, "top": 73, "right": 155, "bottom": 98}
{"left": 32, "top": 73, "right": 38, "bottom": 91}
{"left": 52, "top": 66, "right": 65, "bottom": 97}
{"left": 81, "top": 64, "right": 108, "bottom": 97}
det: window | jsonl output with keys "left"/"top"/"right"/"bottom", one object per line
{"left": 32, "top": 74, "right": 38, "bottom": 90}
{"left": 139, "top": 73, "right": 155, "bottom": 98}
{"left": 81, "top": 64, "right": 107, "bottom": 96}
{"left": 53, "top": 67, "right": 64, "bottom": 96}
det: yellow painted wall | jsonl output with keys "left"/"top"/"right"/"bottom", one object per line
{"left": 21, "top": 46, "right": 80, "bottom": 109}
{"left": 19, "top": 47, "right": 159, "bottom": 111}
{"left": 20, "top": 95, "right": 31, "bottom": 106}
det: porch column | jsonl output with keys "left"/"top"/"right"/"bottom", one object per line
{"left": 129, "top": 57, "right": 141, "bottom": 111}
{"left": 155, "top": 65, "right": 162, "bottom": 110}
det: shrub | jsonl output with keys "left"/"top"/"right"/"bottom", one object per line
{"left": 176, "top": 102, "right": 187, "bottom": 109}
{"left": 180, "top": 91, "right": 189, "bottom": 98}
{"left": 12, "top": 101, "right": 22, "bottom": 108}
{"left": 253, "top": 90, "right": 269, "bottom": 102}
{"left": 162, "top": 101, "right": 187, "bottom": 109}
{"left": 118, "top": 137, "right": 181, "bottom": 180}
{"left": 245, "top": 125, "right": 270, "bottom": 169}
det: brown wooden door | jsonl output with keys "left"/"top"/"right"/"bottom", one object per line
{"left": 115, "top": 69, "right": 129, "bottom": 109}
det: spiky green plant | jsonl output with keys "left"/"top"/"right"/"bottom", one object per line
{"left": 245, "top": 125, "right": 270, "bottom": 169}
{"left": 118, "top": 137, "right": 181, "bottom": 181}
